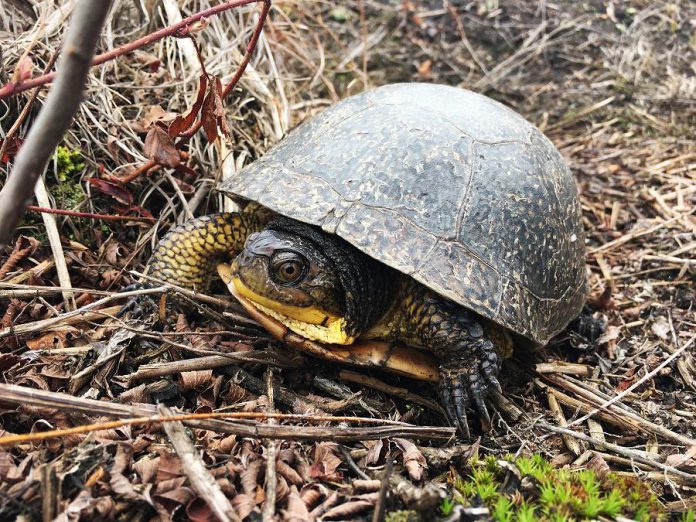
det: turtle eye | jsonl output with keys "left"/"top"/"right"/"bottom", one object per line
{"left": 270, "top": 251, "right": 308, "bottom": 285}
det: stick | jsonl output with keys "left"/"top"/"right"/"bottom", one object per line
{"left": 0, "top": 0, "right": 265, "bottom": 100}
{"left": 566, "top": 337, "right": 695, "bottom": 429}
{"left": 0, "top": 0, "right": 113, "bottom": 250}
{"left": 537, "top": 423, "right": 696, "bottom": 484}
{"left": 160, "top": 405, "right": 240, "bottom": 522}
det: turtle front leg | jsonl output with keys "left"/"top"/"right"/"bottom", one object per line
{"left": 436, "top": 337, "right": 502, "bottom": 437}
{"left": 398, "top": 281, "right": 507, "bottom": 437}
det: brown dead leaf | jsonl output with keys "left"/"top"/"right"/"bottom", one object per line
{"left": 283, "top": 486, "right": 311, "bottom": 522}
{"left": 597, "top": 325, "right": 620, "bottom": 345}
{"left": 179, "top": 369, "right": 214, "bottom": 391}
{"left": 231, "top": 493, "right": 257, "bottom": 520}
{"left": 309, "top": 443, "right": 343, "bottom": 482}
{"left": 157, "top": 451, "right": 184, "bottom": 482}
{"left": 299, "top": 483, "right": 328, "bottom": 510}
{"left": 322, "top": 499, "right": 373, "bottom": 520}
{"left": 394, "top": 438, "right": 427, "bottom": 481}
{"left": 186, "top": 497, "right": 219, "bottom": 522}
{"left": 169, "top": 73, "right": 208, "bottom": 137}
{"left": 276, "top": 459, "right": 304, "bottom": 486}
{"left": 276, "top": 475, "right": 291, "bottom": 503}
{"left": 364, "top": 439, "right": 385, "bottom": 465}
{"left": 133, "top": 456, "right": 160, "bottom": 484}
{"left": 144, "top": 126, "right": 180, "bottom": 168}
{"left": 26, "top": 329, "right": 74, "bottom": 350}
{"left": 586, "top": 453, "right": 610, "bottom": 478}
{"left": 240, "top": 458, "right": 262, "bottom": 496}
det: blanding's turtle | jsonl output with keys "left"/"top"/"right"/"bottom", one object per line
{"left": 147, "top": 83, "right": 588, "bottom": 436}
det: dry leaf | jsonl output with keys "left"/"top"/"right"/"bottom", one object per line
{"left": 179, "top": 370, "right": 214, "bottom": 391}
{"left": 232, "top": 493, "right": 256, "bottom": 520}
{"left": 276, "top": 459, "right": 304, "bottom": 486}
{"left": 144, "top": 126, "right": 180, "bottom": 168}
{"left": 394, "top": 438, "right": 427, "bottom": 481}
{"left": 240, "top": 459, "right": 262, "bottom": 496}
{"left": 309, "top": 443, "right": 343, "bottom": 481}
{"left": 597, "top": 325, "right": 620, "bottom": 345}
{"left": 283, "top": 486, "right": 311, "bottom": 522}
{"left": 322, "top": 499, "right": 373, "bottom": 520}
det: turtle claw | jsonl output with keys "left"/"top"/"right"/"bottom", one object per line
{"left": 438, "top": 341, "right": 502, "bottom": 437}
{"left": 116, "top": 283, "right": 158, "bottom": 320}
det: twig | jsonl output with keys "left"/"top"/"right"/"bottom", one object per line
{"left": 160, "top": 405, "right": 240, "bottom": 522}
{"left": 340, "top": 444, "right": 370, "bottom": 481}
{"left": 0, "top": 51, "right": 59, "bottom": 162}
{"left": 565, "top": 337, "right": 695, "bottom": 429}
{"left": 25, "top": 205, "right": 155, "bottom": 222}
{"left": 0, "top": 0, "right": 112, "bottom": 251}
{"left": 262, "top": 368, "right": 277, "bottom": 522}
{"left": 0, "top": 0, "right": 264, "bottom": 100}
{"left": 0, "top": 286, "right": 166, "bottom": 338}
{"left": 372, "top": 452, "right": 394, "bottom": 522}
{"left": 537, "top": 423, "right": 696, "bottom": 484}
{"left": 339, "top": 370, "right": 445, "bottom": 417}
{"left": 0, "top": 383, "right": 455, "bottom": 445}
{"left": 34, "top": 176, "right": 75, "bottom": 310}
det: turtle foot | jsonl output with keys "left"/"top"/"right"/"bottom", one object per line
{"left": 116, "top": 283, "right": 159, "bottom": 320}
{"left": 438, "top": 340, "right": 502, "bottom": 438}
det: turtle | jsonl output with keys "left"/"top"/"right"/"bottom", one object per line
{"left": 146, "top": 83, "right": 588, "bottom": 436}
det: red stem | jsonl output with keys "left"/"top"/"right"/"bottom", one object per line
{"left": 179, "top": 0, "right": 271, "bottom": 139}
{"left": 0, "top": 0, "right": 263, "bottom": 100}
{"left": 26, "top": 205, "right": 154, "bottom": 222}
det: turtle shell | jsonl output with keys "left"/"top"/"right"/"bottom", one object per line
{"left": 219, "top": 83, "right": 587, "bottom": 345}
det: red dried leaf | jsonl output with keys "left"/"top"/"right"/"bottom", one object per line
{"left": 0, "top": 137, "right": 23, "bottom": 163}
{"left": 144, "top": 126, "right": 180, "bottom": 168}
{"left": 110, "top": 204, "right": 155, "bottom": 220}
{"left": 169, "top": 73, "right": 209, "bottom": 137}
{"left": 201, "top": 85, "right": 218, "bottom": 142}
{"left": 88, "top": 178, "right": 133, "bottom": 205}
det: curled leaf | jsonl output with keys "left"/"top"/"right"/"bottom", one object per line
{"left": 144, "top": 126, "right": 180, "bottom": 168}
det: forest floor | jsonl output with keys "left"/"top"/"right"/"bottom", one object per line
{"left": 0, "top": 0, "right": 694, "bottom": 520}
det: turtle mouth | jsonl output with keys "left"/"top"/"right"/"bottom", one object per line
{"left": 230, "top": 275, "right": 356, "bottom": 346}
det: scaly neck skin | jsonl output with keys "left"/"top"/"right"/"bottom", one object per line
{"left": 147, "top": 203, "right": 274, "bottom": 290}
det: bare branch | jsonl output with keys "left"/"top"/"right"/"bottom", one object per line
{"left": 0, "top": 0, "right": 113, "bottom": 250}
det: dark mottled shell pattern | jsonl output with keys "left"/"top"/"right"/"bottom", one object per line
{"left": 219, "top": 83, "right": 588, "bottom": 344}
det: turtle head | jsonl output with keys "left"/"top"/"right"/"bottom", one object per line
{"left": 230, "top": 218, "right": 369, "bottom": 345}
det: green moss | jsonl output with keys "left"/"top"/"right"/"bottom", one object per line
{"left": 55, "top": 145, "right": 85, "bottom": 182}
{"left": 450, "top": 454, "right": 666, "bottom": 521}
{"left": 385, "top": 510, "right": 420, "bottom": 522}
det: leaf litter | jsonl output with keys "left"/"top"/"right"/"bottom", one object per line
{"left": 0, "top": 0, "right": 694, "bottom": 520}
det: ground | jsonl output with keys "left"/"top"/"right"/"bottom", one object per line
{"left": 0, "top": 0, "right": 694, "bottom": 520}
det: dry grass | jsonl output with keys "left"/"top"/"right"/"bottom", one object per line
{"left": 0, "top": 0, "right": 694, "bottom": 519}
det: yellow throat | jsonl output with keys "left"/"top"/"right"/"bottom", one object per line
{"left": 231, "top": 277, "right": 356, "bottom": 345}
